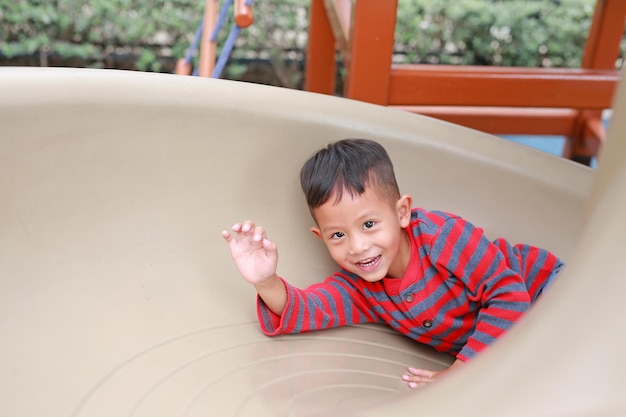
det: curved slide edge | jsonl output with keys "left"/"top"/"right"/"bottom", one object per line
{"left": 0, "top": 67, "right": 613, "bottom": 417}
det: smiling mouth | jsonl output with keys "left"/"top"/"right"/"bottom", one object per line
{"left": 356, "top": 255, "right": 381, "bottom": 269}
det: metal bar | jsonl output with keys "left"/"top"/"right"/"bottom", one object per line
{"left": 198, "top": 0, "right": 219, "bottom": 77}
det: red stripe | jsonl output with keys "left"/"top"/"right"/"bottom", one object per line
{"left": 437, "top": 219, "right": 463, "bottom": 268}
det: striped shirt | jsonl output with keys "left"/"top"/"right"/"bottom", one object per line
{"left": 257, "top": 208, "right": 563, "bottom": 361}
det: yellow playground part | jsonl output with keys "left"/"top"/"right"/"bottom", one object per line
{"left": 1, "top": 67, "right": 624, "bottom": 416}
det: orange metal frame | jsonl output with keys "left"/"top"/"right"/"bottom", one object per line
{"left": 305, "top": 0, "right": 626, "bottom": 164}
{"left": 175, "top": 0, "right": 254, "bottom": 77}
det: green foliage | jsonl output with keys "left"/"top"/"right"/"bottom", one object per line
{"left": 0, "top": 0, "right": 616, "bottom": 88}
{"left": 395, "top": 0, "right": 599, "bottom": 67}
{"left": 0, "top": 0, "right": 204, "bottom": 67}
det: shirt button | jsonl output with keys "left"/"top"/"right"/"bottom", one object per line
{"left": 404, "top": 293, "right": 414, "bottom": 303}
{"left": 422, "top": 320, "right": 433, "bottom": 328}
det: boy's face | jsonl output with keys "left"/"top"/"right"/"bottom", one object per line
{"left": 310, "top": 187, "right": 412, "bottom": 282}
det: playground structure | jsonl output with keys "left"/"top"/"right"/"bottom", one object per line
{"left": 1, "top": 66, "right": 625, "bottom": 417}
{"left": 305, "top": 0, "right": 625, "bottom": 165}
{"left": 173, "top": 0, "right": 625, "bottom": 164}
{"left": 175, "top": 0, "right": 254, "bottom": 78}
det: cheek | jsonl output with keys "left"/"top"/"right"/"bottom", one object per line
{"left": 325, "top": 244, "right": 345, "bottom": 262}
{"left": 382, "top": 231, "right": 402, "bottom": 252}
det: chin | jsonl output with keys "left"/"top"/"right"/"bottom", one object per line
{"left": 359, "top": 273, "right": 386, "bottom": 283}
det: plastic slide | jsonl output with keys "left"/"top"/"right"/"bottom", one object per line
{"left": 1, "top": 67, "right": 624, "bottom": 417}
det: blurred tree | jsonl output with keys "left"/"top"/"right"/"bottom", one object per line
{"left": 394, "top": 0, "right": 603, "bottom": 67}
{"left": 0, "top": 0, "right": 618, "bottom": 88}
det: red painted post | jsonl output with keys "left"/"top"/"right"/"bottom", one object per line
{"left": 570, "top": 0, "right": 626, "bottom": 162}
{"left": 344, "top": 0, "right": 397, "bottom": 104}
{"left": 304, "top": 0, "right": 337, "bottom": 94}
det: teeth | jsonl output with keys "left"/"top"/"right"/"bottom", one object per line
{"left": 359, "top": 256, "right": 379, "bottom": 267}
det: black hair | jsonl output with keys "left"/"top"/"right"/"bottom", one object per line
{"left": 300, "top": 138, "right": 401, "bottom": 210}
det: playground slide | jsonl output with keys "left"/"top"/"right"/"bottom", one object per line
{"left": 0, "top": 67, "right": 623, "bottom": 416}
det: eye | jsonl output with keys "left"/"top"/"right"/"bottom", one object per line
{"left": 363, "top": 220, "right": 375, "bottom": 230}
{"left": 330, "top": 231, "right": 345, "bottom": 239}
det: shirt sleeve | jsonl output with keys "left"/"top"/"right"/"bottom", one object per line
{"left": 256, "top": 274, "right": 380, "bottom": 336}
{"left": 431, "top": 217, "right": 531, "bottom": 361}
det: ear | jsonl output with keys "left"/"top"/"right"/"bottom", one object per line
{"left": 310, "top": 226, "right": 323, "bottom": 240}
{"left": 396, "top": 194, "right": 413, "bottom": 228}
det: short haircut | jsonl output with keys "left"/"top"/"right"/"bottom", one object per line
{"left": 300, "top": 138, "right": 401, "bottom": 211}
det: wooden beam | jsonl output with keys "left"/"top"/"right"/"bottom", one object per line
{"left": 570, "top": 0, "right": 625, "bottom": 162}
{"left": 304, "top": 0, "right": 337, "bottom": 94}
{"left": 322, "top": 0, "right": 351, "bottom": 63}
{"left": 344, "top": 0, "right": 398, "bottom": 104}
{"left": 582, "top": 0, "right": 626, "bottom": 69}
{"left": 388, "top": 65, "right": 619, "bottom": 109}
{"left": 393, "top": 106, "right": 579, "bottom": 136}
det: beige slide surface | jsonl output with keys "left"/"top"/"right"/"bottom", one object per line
{"left": 0, "top": 67, "right": 623, "bottom": 416}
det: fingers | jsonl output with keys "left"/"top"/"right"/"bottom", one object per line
{"left": 238, "top": 220, "right": 267, "bottom": 241}
{"left": 262, "top": 237, "right": 276, "bottom": 251}
{"left": 221, "top": 221, "right": 268, "bottom": 244}
{"left": 221, "top": 229, "right": 233, "bottom": 241}
{"left": 407, "top": 367, "right": 437, "bottom": 378}
{"left": 401, "top": 367, "right": 439, "bottom": 389}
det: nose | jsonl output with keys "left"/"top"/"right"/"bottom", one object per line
{"left": 348, "top": 233, "right": 369, "bottom": 255}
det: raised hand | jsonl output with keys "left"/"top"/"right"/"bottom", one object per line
{"left": 221, "top": 220, "right": 287, "bottom": 316}
{"left": 221, "top": 220, "right": 279, "bottom": 286}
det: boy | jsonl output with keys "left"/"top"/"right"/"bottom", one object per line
{"left": 221, "top": 138, "right": 563, "bottom": 389}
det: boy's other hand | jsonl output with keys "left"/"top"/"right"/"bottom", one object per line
{"left": 401, "top": 359, "right": 464, "bottom": 389}
{"left": 221, "top": 221, "right": 278, "bottom": 285}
